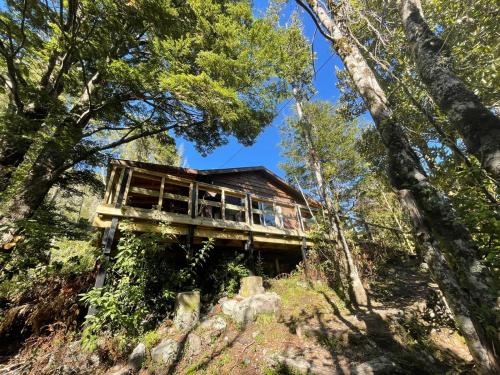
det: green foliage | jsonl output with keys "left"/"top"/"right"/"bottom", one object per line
{"left": 0, "top": 0, "right": 313, "bottom": 225}
{"left": 0, "top": 203, "right": 96, "bottom": 299}
{"left": 142, "top": 330, "right": 161, "bottom": 350}
{"left": 80, "top": 227, "right": 215, "bottom": 350}
{"left": 206, "top": 253, "right": 250, "bottom": 299}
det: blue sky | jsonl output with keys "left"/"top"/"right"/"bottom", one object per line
{"left": 176, "top": 0, "right": 346, "bottom": 177}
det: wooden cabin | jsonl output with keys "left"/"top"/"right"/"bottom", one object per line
{"left": 92, "top": 159, "right": 321, "bottom": 275}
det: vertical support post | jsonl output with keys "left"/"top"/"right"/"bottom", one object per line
{"left": 158, "top": 176, "right": 165, "bottom": 211}
{"left": 103, "top": 166, "right": 117, "bottom": 204}
{"left": 89, "top": 168, "right": 130, "bottom": 315}
{"left": 187, "top": 182, "right": 193, "bottom": 217}
{"left": 296, "top": 204, "right": 305, "bottom": 233}
{"left": 191, "top": 182, "right": 198, "bottom": 218}
{"left": 273, "top": 201, "right": 279, "bottom": 228}
{"left": 186, "top": 225, "right": 195, "bottom": 259}
{"left": 221, "top": 189, "right": 226, "bottom": 221}
{"left": 112, "top": 167, "right": 126, "bottom": 205}
{"left": 246, "top": 193, "right": 253, "bottom": 226}
{"left": 301, "top": 237, "right": 310, "bottom": 285}
{"left": 122, "top": 169, "right": 133, "bottom": 207}
{"left": 245, "top": 231, "right": 255, "bottom": 275}
{"left": 275, "top": 257, "right": 281, "bottom": 275}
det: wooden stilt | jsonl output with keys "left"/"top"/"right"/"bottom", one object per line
{"left": 186, "top": 225, "right": 195, "bottom": 258}
{"left": 88, "top": 168, "right": 130, "bottom": 315}
{"left": 245, "top": 231, "right": 255, "bottom": 275}
{"left": 275, "top": 257, "right": 281, "bottom": 275}
{"left": 301, "top": 237, "right": 310, "bottom": 285}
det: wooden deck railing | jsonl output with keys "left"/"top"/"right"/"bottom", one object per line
{"left": 94, "top": 165, "right": 318, "bottom": 242}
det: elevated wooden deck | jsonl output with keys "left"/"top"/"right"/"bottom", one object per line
{"left": 93, "top": 164, "right": 319, "bottom": 249}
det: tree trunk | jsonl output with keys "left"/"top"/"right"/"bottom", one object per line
{"left": 399, "top": 189, "right": 499, "bottom": 372}
{"left": 301, "top": 0, "right": 498, "bottom": 371}
{"left": 399, "top": 0, "right": 500, "bottom": 180}
{"left": 294, "top": 94, "right": 368, "bottom": 308}
{"left": 0, "top": 123, "right": 82, "bottom": 239}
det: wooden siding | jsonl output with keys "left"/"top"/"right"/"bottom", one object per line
{"left": 204, "top": 171, "right": 300, "bottom": 205}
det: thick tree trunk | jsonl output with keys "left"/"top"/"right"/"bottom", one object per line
{"left": 294, "top": 95, "right": 368, "bottom": 308}
{"left": 399, "top": 189, "right": 498, "bottom": 372}
{"left": 302, "top": 0, "right": 498, "bottom": 371}
{"left": 399, "top": 0, "right": 500, "bottom": 180}
{"left": 0, "top": 124, "right": 82, "bottom": 239}
{"left": 0, "top": 116, "right": 45, "bottom": 193}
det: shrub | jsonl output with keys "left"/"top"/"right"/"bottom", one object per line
{"left": 80, "top": 226, "right": 214, "bottom": 350}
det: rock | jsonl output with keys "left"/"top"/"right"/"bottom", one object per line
{"left": 128, "top": 343, "right": 146, "bottom": 370}
{"left": 221, "top": 292, "right": 281, "bottom": 324}
{"left": 267, "top": 355, "right": 332, "bottom": 375}
{"left": 238, "top": 276, "right": 265, "bottom": 297}
{"left": 151, "top": 339, "right": 179, "bottom": 367}
{"left": 109, "top": 365, "right": 132, "bottom": 375}
{"left": 173, "top": 291, "right": 200, "bottom": 331}
{"left": 186, "top": 333, "right": 202, "bottom": 358}
{"left": 351, "top": 356, "right": 398, "bottom": 374}
{"left": 419, "top": 262, "right": 429, "bottom": 272}
{"left": 296, "top": 281, "right": 308, "bottom": 289}
{"left": 199, "top": 316, "right": 227, "bottom": 335}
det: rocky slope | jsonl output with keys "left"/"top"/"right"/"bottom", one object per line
{"left": 0, "top": 263, "right": 473, "bottom": 374}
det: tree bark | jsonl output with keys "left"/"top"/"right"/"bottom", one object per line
{"left": 399, "top": 0, "right": 500, "bottom": 180}
{"left": 399, "top": 189, "right": 499, "bottom": 372}
{"left": 299, "top": 0, "right": 498, "bottom": 371}
{"left": 294, "top": 93, "right": 368, "bottom": 308}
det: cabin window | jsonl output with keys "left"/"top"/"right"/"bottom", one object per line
{"left": 300, "top": 208, "right": 317, "bottom": 230}
{"left": 259, "top": 202, "right": 275, "bottom": 227}
{"left": 225, "top": 194, "right": 245, "bottom": 222}
{"left": 198, "top": 189, "right": 222, "bottom": 219}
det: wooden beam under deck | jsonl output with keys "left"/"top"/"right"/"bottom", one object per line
{"left": 95, "top": 205, "right": 307, "bottom": 237}
{"left": 92, "top": 215, "right": 313, "bottom": 247}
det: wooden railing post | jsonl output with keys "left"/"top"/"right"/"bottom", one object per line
{"left": 190, "top": 182, "right": 198, "bottom": 218}
{"left": 122, "top": 168, "right": 133, "bottom": 206}
{"left": 296, "top": 204, "right": 305, "bottom": 232}
{"left": 103, "top": 166, "right": 117, "bottom": 204}
{"left": 221, "top": 189, "right": 226, "bottom": 220}
{"left": 157, "top": 176, "right": 165, "bottom": 211}
{"left": 246, "top": 193, "right": 253, "bottom": 226}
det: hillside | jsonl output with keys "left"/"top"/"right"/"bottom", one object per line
{"left": 0, "top": 258, "right": 473, "bottom": 375}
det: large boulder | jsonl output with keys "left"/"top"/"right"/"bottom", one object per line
{"left": 173, "top": 291, "right": 200, "bottom": 331}
{"left": 221, "top": 292, "right": 281, "bottom": 324}
{"left": 151, "top": 339, "right": 179, "bottom": 367}
{"left": 128, "top": 342, "right": 146, "bottom": 371}
{"left": 351, "top": 356, "right": 398, "bottom": 374}
{"left": 199, "top": 316, "right": 227, "bottom": 336}
{"left": 238, "top": 276, "right": 265, "bottom": 297}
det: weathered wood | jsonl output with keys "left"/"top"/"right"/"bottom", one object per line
{"left": 157, "top": 176, "right": 165, "bottom": 210}
{"left": 188, "top": 182, "right": 193, "bottom": 217}
{"left": 122, "top": 169, "right": 133, "bottom": 206}
{"left": 221, "top": 189, "right": 226, "bottom": 220}
{"left": 112, "top": 168, "right": 126, "bottom": 205}
{"left": 103, "top": 166, "right": 117, "bottom": 204}
{"left": 95, "top": 205, "right": 306, "bottom": 237}
{"left": 191, "top": 182, "right": 198, "bottom": 218}
{"left": 296, "top": 204, "right": 305, "bottom": 232}
{"left": 93, "top": 216, "right": 314, "bottom": 246}
{"left": 89, "top": 168, "right": 130, "bottom": 315}
{"left": 246, "top": 193, "right": 253, "bottom": 225}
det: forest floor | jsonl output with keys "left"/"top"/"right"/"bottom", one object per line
{"left": 0, "top": 259, "right": 474, "bottom": 375}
